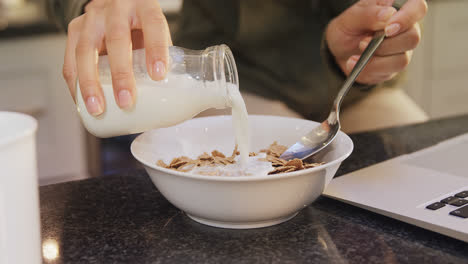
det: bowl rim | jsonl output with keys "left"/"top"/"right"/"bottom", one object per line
{"left": 130, "top": 115, "right": 354, "bottom": 182}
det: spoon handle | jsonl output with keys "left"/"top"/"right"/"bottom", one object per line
{"left": 333, "top": 30, "right": 386, "bottom": 116}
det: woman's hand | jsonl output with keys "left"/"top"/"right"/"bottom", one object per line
{"left": 63, "top": 0, "right": 172, "bottom": 116}
{"left": 326, "top": 0, "right": 427, "bottom": 85}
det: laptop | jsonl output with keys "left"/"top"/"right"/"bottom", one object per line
{"left": 323, "top": 133, "right": 468, "bottom": 242}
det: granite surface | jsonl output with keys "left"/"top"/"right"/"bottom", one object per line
{"left": 40, "top": 115, "right": 468, "bottom": 263}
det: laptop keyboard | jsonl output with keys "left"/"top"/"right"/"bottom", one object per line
{"left": 455, "top": 191, "right": 468, "bottom": 198}
{"left": 440, "top": 196, "right": 459, "bottom": 204}
{"left": 450, "top": 199, "right": 468, "bottom": 207}
{"left": 426, "top": 190, "right": 468, "bottom": 218}
{"left": 426, "top": 202, "right": 445, "bottom": 210}
{"left": 450, "top": 206, "right": 468, "bottom": 218}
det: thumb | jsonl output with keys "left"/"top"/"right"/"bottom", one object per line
{"left": 336, "top": 0, "right": 397, "bottom": 34}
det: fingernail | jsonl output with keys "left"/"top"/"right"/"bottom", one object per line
{"left": 377, "top": 0, "right": 394, "bottom": 6}
{"left": 385, "top": 23, "right": 400, "bottom": 37}
{"left": 358, "top": 0, "right": 372, "bottom": 6}
{"left": 153, "top": 60, "right": 166, "bottom": 80}
{"left": 346, "top": 56, "right": 359, "bottom": 71}
{"left": 359, "top": 40, "right": 369, "bottom": 51}
{"left": 118, "top": 89, "right": 133, "bottom": 109}
{"left": 86, "top": 96, "right": 103, "bottom": 116}
{"left": 377, "top": 7, "right": 396, "bottom": 21}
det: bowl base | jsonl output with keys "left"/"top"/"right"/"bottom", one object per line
{"left": 186, "top": 212, "right": 298, "bottom": 229}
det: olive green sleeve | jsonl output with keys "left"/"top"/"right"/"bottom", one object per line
{"left": 45, "top": 0, "right": 89, "bottom": 31}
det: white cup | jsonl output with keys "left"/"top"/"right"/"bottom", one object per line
{"left": 0, "top": 112, "right": 41, "bottom": 264}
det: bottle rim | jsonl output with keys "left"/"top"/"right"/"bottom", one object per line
{"left": 218, "top": 44, "right": 238, "bottom": 88}
{"left": 216, "top": 44, "right": 239, "bottom": 106}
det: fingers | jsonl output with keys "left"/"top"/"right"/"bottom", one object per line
{"left": 66, "top": 0, "right": 171, "bottom": 114}
{"left": 328, "top": 0, "right": 427, "bottom": 84}
{"left": 137, "top": 0, "right": 172, "bottom": 81}
{"left": 84, "top": 0, "right": 107, "bottom": 12}
{"left": 75, "top": 9, "right": 106, "bottom": 116}
{"left": 326, "top": 0, "right": 398, "bottom": 61}
{"left": 385, "top": 0, "right": 428, "bottom": 37}
{"left": 63, "top": 16, "right": 82, "bottom": 102}
{"left": 345, "top": 51, "right": 413, "bottom": 84}
{"left": 337, "top": 0, "right": 397, "bottom": 35}
{"left": 105, "top": 0, "right": 136, "bottom": 109}
{"left": 359, "top": 23, "right": 421, "bottom": 56}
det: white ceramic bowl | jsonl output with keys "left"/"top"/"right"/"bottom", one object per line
{"left": 131, "top": 115, "right": 353, "bottom": 229}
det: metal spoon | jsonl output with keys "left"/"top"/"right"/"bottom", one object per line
{"left": 280, "top": 30, "right": 386, "bottom": 161}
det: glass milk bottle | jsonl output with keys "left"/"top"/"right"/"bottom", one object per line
{"left": 76, "top": 45, "right": 239, "bottom": 138}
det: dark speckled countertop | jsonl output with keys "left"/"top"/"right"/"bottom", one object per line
{"left": 40, "top": 115, "right": 468, "bottom": 263}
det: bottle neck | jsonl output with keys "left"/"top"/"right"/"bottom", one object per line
{"left": 202, "top": 45, "right": 239, "bottom": 109}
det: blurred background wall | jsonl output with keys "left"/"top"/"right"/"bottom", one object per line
{"left": 401, "top": 0, "right": 468, "bottom": 119}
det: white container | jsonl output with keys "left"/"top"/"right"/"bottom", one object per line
{"left": 131, "top": 115, "right": 353, "bottom": 229}
{"left": 76, "top": 45, "right": 239, "bottom": 138}
{"left": 0, "top": 112, "right": 41, "bottom": 263}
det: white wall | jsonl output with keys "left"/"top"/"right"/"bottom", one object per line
{"left": 403, "top": 0, "right": 468, "bottom": 119}
{"left": 0, "top": 34, "right": 88, "bottom": 185}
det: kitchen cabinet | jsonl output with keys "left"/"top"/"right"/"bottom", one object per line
{"left": 0, "top": 34, "right": 88, "bottom": 185}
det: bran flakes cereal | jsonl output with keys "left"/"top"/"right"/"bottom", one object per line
{"left": 157, "top": 142, "right": 324, "bottom": 176}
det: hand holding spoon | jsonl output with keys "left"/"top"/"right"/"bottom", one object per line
{"left": 280, "top": 30, "right": 386, "bottom": 161}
